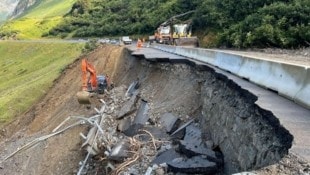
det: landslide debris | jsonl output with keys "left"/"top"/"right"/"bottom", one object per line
{"left": 74, "top": 81, "right": 223, "bottom": 175}
{"left": 0, "top": 44, "right": 309, "bottom": 175}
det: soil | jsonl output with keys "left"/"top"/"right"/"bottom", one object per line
{"left": 0, "top": 44, "right": 125, "bottom": 175}
{"left": 0, "top": 44, "right": 309, "bottom": 175}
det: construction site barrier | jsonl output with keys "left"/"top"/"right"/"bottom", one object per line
{"left": 152, "top": 44, "right": 310, "bottom": 109}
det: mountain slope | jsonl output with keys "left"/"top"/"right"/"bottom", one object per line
{"left": 0, "top": 0, "right": 19, "bottom": 22}
{"left": 0, "top": 0, "right": 77, "bottom": 39}
{"left": 9, "top": 0, "right": 37, "bottom": 18}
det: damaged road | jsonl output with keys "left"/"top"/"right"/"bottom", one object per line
{"left": 0, "top": 44, "right": 217, "bottom": 174}
{"left": 0, "top": 45, "right": 309, "bottom": 175}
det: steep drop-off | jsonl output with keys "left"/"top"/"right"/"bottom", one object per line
{"left": 0, "top": 45, "right": 295, "bottom": 174}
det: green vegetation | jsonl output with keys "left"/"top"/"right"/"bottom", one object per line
{"left": 82, "top": 38, "right": 99, "bottom": 53}
{"left": 0, "top": 41, "right": 84, "bottom": 124}
{"left": 194, "top": 0, "right": 310, "bottom": 48}
{"left": 0, "top": 0, "right": 77, "bottom": 39}
{"left": 48, "top": 0, "right": 192, "bottom": 37}
{"left": 48, "top": 0, "right": 309, "bottom": 48}
{"left": 0, "top": 0, "right": 309, "bottom": 47}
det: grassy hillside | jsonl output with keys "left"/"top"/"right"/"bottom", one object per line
{"left": 0, "top": 0, "right": 77, "bottom": 39}
{"left": 0, "top": 41, "right": 84, "bottom": 124}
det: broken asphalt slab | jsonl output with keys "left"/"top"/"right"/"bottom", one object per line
{"left": 179, "top": 140, "right": 222, "bottom": 164}
{"left": 123, "top": 123, "right": 144, "bottom": 137}
{"left": 125, "top": 80, "right": 140, "bottom": 97}
{"left": 167, "top": 155, "right": 218, "bottom": 174}
{"left": 116, "top": 92, "right": 138, "bottom": 119}
{"left": 152, "top": 149, "right": 182, "bottom": 165}
{"left": 133, "top": 99, "right": 150, "bottom": 125}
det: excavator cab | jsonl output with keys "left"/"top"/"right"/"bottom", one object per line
{"left": 97, "top": 75, "right": 107, "bottom": 94}
{"left": 77, "top": 59, "right": 108, "bottom": 104}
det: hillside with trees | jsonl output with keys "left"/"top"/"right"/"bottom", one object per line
{"left": 195, "top": 0, "right": 310, "bottom": 48}
{"left": 1, "top": 0, "right": 309, "bottom": 48}
{"left": 47, "top": 0, "right": 309, "bottom": 48}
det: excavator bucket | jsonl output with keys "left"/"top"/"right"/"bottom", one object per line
{"left": 174, "top": 37, "right": 199, "bottom": 47}
{"left": 77, "top": 91, "right": 91, "bottom": 104}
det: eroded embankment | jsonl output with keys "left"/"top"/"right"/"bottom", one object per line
{"left": 200, "top": 70, "right": 293, "bottom": 173}
{"left": 121, "top": 48, "right": 293, "bottom": 174}
{"left": 0, "top": 45, "right": 293, "bottom": 174}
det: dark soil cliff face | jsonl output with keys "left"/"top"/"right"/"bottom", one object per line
{"left": 102, "top": 48, "right": 293, "bottom": 174}
{"left": 200, "top": 70, "right": 293, "bottom": 173}
{"left": 0, "top": 45, "right": 296, "bottom": 174}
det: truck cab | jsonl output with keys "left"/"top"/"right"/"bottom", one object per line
{"left": 121, "top": 36, "right": 132, "bottom": 45}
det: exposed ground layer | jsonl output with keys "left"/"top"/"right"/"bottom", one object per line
{"left": 199, "top": 68, "right": 293, "bottom": 173}
{"left": 0, "top": 45, "right": 307, "bottom": 174}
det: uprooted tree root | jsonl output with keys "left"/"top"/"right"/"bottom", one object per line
{"left": 112, "top": 130, "right": 161, "bottom": 175}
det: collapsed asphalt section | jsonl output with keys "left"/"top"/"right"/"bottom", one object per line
{"left": 127, "top": 46, "right": 310, "bottom": 174}
{"left": 1, "top": 45, "right": 308, "bottom": 175}
{"left": 75, "top": 81, "right": 223, "bottom": 174}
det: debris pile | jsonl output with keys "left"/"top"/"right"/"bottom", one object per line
{"left": 0, "top": 80, "right": 223, "bottom": 175}
{"left": 77, "top": 81, "right": 224, "bottom": 175}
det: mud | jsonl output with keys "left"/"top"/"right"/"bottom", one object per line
{"left": 0, "top": 45, "right": 309, "bottom": 175}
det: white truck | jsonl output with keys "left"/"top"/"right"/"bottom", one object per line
{"left": 121, "top": 36, "right": 132, "bottom": 45}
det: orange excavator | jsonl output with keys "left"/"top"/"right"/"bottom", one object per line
{"left": 76, "top": 58, "right": 108, "bottom": 104}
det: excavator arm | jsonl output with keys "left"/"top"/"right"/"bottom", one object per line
{"left": 81, "top": 59, "right": 97, "bottom": 91}
{"left": 77, "top": 58, "right": 109, "bottom": 104}
{"left": 77, "top": 58, "right": 99, "bottom": 104}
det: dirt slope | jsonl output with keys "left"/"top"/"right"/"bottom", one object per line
{"left": 0, "top": 43, "right": 203, "bottom": 174}
{"left": 0, "top": 45, "right": 125, "bottom": 175}
{"left": 1, "top": 44, "right": 308, "bottom": 175}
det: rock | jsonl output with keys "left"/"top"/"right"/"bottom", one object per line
{"left": 157, "top": 144, "right": 173, "bottom": 154}
{"left": 298, "top": 159, "right": 308, "bottom": 165}
{"left": 143, "top": 126, "right": 169, "bottom": 141}
{"left": 109, "top": 140, "right": 130, "bottom": 161}
{"left": 117, "top": 118, "right": 131, "bottom": 132}
{"left": 152, "top": 149, "right": 182, "bottom": 165}
{"left": 155, "top": 167, "right": 165, "bottom": 175}
{"left": 160, "top": 113, "right": 180, "bottom": 134}
{"left": 178, "top": 123, "right": 223, "bottom": 165}
{"left": 205, "top": 140, "right": 214, "bottom": 149}
{"left": 123, "top": 123, "right": 144, "bottom": 137}
{"left": 179, "top": 140, "right": 220, "bottom": 164}
{"left": 125, "top": 80, "right": 140, "bottom": 97}
{"left": 183, "top": 123, "right": 202, "bottom": 142}
{"left": 167, "top": 155, "right": 218, "bottom": 174}
{"left": 133, "top": 99, "right": 150, "bottom": 125}
{"left": 116, "top": 92, "right": 138, "bottom": 119}
{"left": 170, "top": 119, "right": 194, "bottom": 137}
